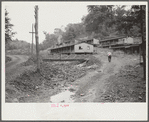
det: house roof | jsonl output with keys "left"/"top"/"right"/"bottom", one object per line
{"left": 75, "top": 42, "right": 93, "bottom": 46}
{"left": 110, "top": 44, "right": 140, "bottom": 49}
{"left": 100, "top": 36, "right": 126, "bottom": 42}
{"left": 76, "top": 36, "right": 95, "bottom": 42}
{"left": 51, "top": 43, "right": 74, "bottom": 50}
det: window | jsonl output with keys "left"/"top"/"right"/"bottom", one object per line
{"left": 79, "top": 46, "right": 82, "bottom": 50}
{"left": 87, "top": 46, "right": 90, "bottom": 50}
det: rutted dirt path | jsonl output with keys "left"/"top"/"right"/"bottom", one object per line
{"left": 6, "top": 55, "right": 28, "bottom": 68}
{"left": 6, "top": 52, "right": 144, "bottom": 103}
{"left": 69, "top": 53, "right": 143, "bottom": 103}
{"left": 50, "top": 54, "right": 125, "bottom": 103}
{"left": 50, "top": 51, "right": 143, "bottom": 103}
{"left": 73, "top": 55, "right": 123, "bottom": 102}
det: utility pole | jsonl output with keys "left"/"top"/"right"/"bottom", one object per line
{"left": 29, "top": 24, "right": 35, "bottom": 55}
{"left": 140, "top": 5, "right": 146, "bottom": 80}
{"left": 34, "top": 5, "right": 40, "bottom": 72}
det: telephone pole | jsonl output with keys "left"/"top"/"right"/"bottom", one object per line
{"left": 29, "top": 24, "right": 35, "bottom": 55}
{"left": 34, "top": 5, "right": 40, "bottom": 72}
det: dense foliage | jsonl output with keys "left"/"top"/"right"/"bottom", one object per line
{"left": 5, "top": 9, "right": 16, "bottom": 44}
{"left": 8, "top": 39, "right": 31, "bottom": 50}
{"left": 40, "top": 5, "right": 146, "bottom": 50}
{"left": 39, "top": 32, "right": 58, "bottom": 50}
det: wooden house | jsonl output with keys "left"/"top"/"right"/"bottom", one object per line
{"left": 99, "top": 36, "right": 142, "bottom": 54}
{"left": 85, "top": 38, "right": 99, "bottom": 45}
{"left": 50, "top": 42, "right": 94, "bottom": 54}
{"left": 99, "top": 36, "right": 142, "bottom": 48}
{"left": 99, "top": 36, "right": 126, "bottom": 48}
{"left": 74, "top": 43, "right": 93, "bottom": 53}
{"left": 79, "top": 38, "right": 99, "bottom": 53}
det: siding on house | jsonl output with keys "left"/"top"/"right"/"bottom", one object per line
{"left": 118, "top": 38, "right": 126, "bottom": 44}
{"left": 124, "top": 37, "right": 134, "bottom": 44}
{"left": 93, "top": 38, "right": 99, "bottom": 44}
{"left": 133, "top": 37, "right": 142, "bottom": 44}
{"left": 74, "top": 43, "right": 93, "bottom": 53}
{"left": 99, "top": 36, "right": 142, "bottom": 48}
{"left": 50, "top": 42, "right": 94, "bottom": 54}
{"left": 49, "top": 37, "right": 99, "bottom": 54}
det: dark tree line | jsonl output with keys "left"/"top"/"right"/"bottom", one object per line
{"left": 5, "top": 6, "right": 146, "bottom": 51}
{"left": 40, "top": 5, "right": 146, "bottom": 51}
{"left": 5, "top": 9, "right": 16, "bottom": 46}
{"left": 5, "top": 5, "right": 146, "bottom": 78}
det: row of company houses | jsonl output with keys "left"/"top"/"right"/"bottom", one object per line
{"left": 50, "top": 38, "right": 99, "bottom": 54}
{"left": 99, "top": 36, "right": 142, "bottom": 54}
{"left": 49, "top": 36, "right": 142, "bottom": 54}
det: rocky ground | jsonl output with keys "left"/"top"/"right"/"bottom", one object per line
{"left": 5, "top": 48, "right": 146, "bottom": 103}
{"left": 5, "top": 54, "right": 101, "bottom": 102}
{"left": 99, "top": 64, "right": 145, "bottom": 102}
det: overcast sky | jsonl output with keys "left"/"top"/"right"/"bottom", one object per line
{"left": 3, "top": 2, "right": 146, "bottom": 44}
{"left": 4, "top": 2, "right": 89, "bottom": 44}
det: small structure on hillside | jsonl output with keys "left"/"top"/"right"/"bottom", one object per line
{"left": 50, "top": 37, "right": 99, "bottom": 54}
{"left": 75, "top": 42, "right": 93, "bottom": 54}
{"left": 50, "top": 42, "right": 94, "bottom": 54}
{"left": 77, "top": 37, "right": 99, "bottom": 53}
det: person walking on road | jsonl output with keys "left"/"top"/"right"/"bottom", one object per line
{"left": 107, "top": 51, "right": 112, "bottom": 62}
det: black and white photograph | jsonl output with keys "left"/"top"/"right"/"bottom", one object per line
{"left": 2, "top": 1, "right": 148, "bottom": 120}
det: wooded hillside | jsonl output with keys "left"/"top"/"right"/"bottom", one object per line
{"left": 40, "top": 5, "right": 146, "bottom": 50}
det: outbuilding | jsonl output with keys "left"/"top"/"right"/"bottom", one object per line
{"left": 74, "top": 42, "right": 93, "bottom": 54}
{"left": 50, "top": 42, "right": 94, "bottom": 54}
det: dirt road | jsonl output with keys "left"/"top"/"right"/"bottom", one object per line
{"left": 5, "top": 55, "right": 31, "bottom": 102}
{"left": 72, "top": 53, "right": 143, "bottom": 102}
{"left": 6, "top": 55, "right": 29, "bottom": 82}
{"left": 50, "top": 52, "right": 143, "bottom": 103}
{"left": 73, "top": 54, "right": 123, "bottom": 102}
{"left": 62, "top": 54, "right": 123, "bottom": 102}
{"left": 6, "top": 55, "right": 28, "bottom": 68}
{"left": 5, "top": 51, "right": 144, "bottom": 103}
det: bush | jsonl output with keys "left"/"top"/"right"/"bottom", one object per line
{"left": 86, "top": 55, "right": 101, "bottom": 66}
{"left": 5, "top": 56, "right": 12, "bottom": 63}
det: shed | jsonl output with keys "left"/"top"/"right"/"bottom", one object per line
{"left": 50, "top": 42, "right": 94, "bottom": 54}
{"left": 74, "top": 43, "right": 93, "bottom": 54}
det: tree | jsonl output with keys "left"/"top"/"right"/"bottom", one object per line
{"left": 40, "top": 32, "right": 57, "bottom": 50}
{"left": 84, "top": 5, "right": 114, "bottom": 37}
{"left": 131, "top": 5, "right": 146, "bottom": 37}
{"left": 83, "top": 5, "right": 145, "bottom": 39}
{"left": 112, "top": 5, "right": 146, "bottom": 37}
{"left": 54, "top": 28, "right": 63, "bottom": 36}
{"left": 62, "top": 22, "right": 87, "bottom": 42}
{"left": 5, "top": 9, "right": 16, "bottom": 44}
{"left": 112, "top": 5, "right": 129, "bottom": 35}
{"left": 131, "top": 5, "right": 146, "bottom": 80}
{"left": 54, "top": 28, "right": 63, "bottom": 45}
{"left": 62, "top": 24, "right": 76, "bottom": 42}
